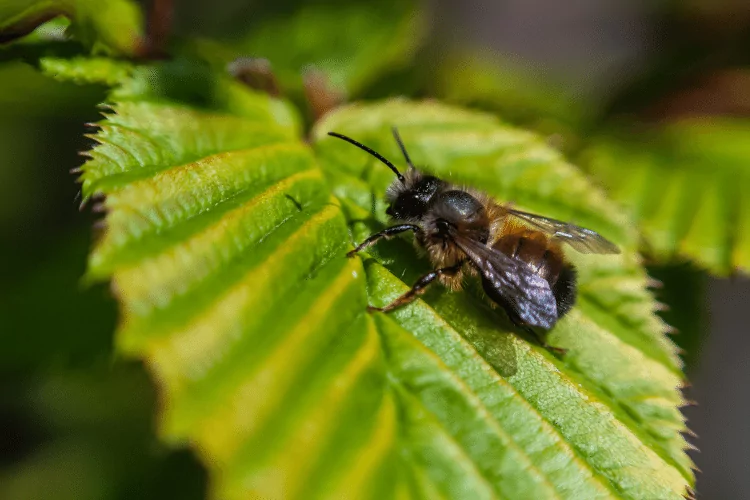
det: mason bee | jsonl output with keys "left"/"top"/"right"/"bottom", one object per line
{"left": 328, "top": 129, "right": 620, "bottom": 352}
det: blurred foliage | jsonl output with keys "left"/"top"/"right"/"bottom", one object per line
{"left": 0, "top": 229, "right": 113, "bottom": 372}
{"left": 0, "top": 0, "right": 144, "bottom": 55}
{"left": 4, "top": 0, "right": 748, "bottom": 497}
{"left": 583, "top": 119, "right": 750, "bottom": 275}
{"left": 193, "top": 0, "right": 424, "bottom": 96}
{"left": 433, "top": 51, "right": 590, "bottom": 143}
{"left": 0, "top": 364, "right": 206, "bottom": 500}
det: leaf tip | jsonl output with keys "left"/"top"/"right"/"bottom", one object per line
{"left": 684, "top": 485, "right": 697, "bottom": 500}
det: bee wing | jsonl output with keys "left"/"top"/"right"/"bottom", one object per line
{"left": 507, "top": 209, "right": 620, "bottom": 254}
{"left": 451, "top": 230, "right": 559, "bottom": 329}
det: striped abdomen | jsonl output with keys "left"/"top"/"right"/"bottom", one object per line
{"left": 491, "top": 228, "right": 577, "bottom": 321}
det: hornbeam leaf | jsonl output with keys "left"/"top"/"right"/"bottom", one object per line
{"left": 314, "top": 100, "right": 693, "bottom": 498}
{"left": 55, "top": 55, "right": 692, "bottom": 499}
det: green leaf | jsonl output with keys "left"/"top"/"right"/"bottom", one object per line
{"left": 583, "top": 118, "right": 750, "bottom": 275}
{"left": 314, "top": 101, "right": 693, "bottom": 497}
{"left": 0, "top": 0, "right": 144, "bottom": 55}
{"left": 40, "top": 57, "right": 300, "bottom": 128}
{"left": 40, "top": 55, "right": 133, "bottom": 86}
{"left": 432, "top": 51, "right": 589, "bottom": 140}
{"left": 194, "top": 0, "right": 425, "bottom": 97}
{"left": 67, "top": 54, "right": 692, "bottom": 498}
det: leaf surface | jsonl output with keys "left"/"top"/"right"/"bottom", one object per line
{"left": 314, "top": 101, "right": 693, "bottom": 498}
{"left": 61, "top": 56, "right": 693, "bottom": 499}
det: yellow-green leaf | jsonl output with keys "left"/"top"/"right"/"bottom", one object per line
{"left": 60, "top": 54, "right": 692, "bottom": 498}
{"left": 314, "top": 100, "right": 693, "bottom": 498}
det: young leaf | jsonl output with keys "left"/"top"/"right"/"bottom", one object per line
{"left": 583, "top": 119, "right": 750, "bottom": 275}
{"left": 0, "top": 0, "right": 144, "bottom": 55}
{"left": 58, "top": 54, "right": 692, "bottom": 498}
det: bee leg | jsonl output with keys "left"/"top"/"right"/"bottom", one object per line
{"left": 368, "top": 262, "right": 464, "bottom": 313}
{"left": 347, "top": 224, "right": 421, "bottom": 257}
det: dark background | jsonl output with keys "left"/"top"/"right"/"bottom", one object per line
{"left": 1, "top": 0, "right": 748, "bottom": 498}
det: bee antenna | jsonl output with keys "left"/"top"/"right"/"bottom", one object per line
{"left": 391, "top": 127, "right": 415, "bottom": 170}
{"left": 327, "top": 131, "right": 406, "bottom": 184}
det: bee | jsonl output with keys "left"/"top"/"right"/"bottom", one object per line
{"left": 328, "top": 128, "right": 620, "bottom": 352}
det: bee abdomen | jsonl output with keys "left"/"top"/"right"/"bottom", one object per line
{"left": 553, "top": 263, "right": 577, "bottom": 318}
{"left": 494, "top": 231, "right": 560, "bottom": 280}
{"left": 493, "top": 231, "right": 577, "bottom": 319}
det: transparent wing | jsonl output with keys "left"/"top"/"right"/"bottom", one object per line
{"left": 508, "top": 209, "right": 620, "bottom": 254}
{"left": 451, "top": 230, "right": 559, "bottom": 329}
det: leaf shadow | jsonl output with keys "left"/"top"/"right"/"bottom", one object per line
{"left": 427, "top": 285, "right": 519, "bottom": 379}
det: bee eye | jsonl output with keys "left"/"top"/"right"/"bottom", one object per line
{"left": 436, "top": 219, "right": 451, "bottom": 233}
{"left": 385, "top": 206, "right": 394, "bottom": 216}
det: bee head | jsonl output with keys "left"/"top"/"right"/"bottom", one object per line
{"left": 385, "top": 172, "right": 443, "bottom": 221}
{"left": 328, "top": 127, "right": 443, "bottom": 222}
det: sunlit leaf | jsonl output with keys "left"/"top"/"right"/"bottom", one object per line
{"left": 0, "top": 0, "right": 144, "bottom": 55}
{"left": 583, "top": 118, "right": 750, "bottom": 275}
{"left": 313, "top": 101, "right": 693, "bottom": 499}
{"left": 53, "top": 52, "right": 694, "bottom": 498}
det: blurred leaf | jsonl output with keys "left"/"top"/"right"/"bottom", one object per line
{"left": 39, "top": 56, "right": 300, "bottom": 137}
{"left": 583, "top": 118, "right": 750, "bottom": 275}
{"left": 39, "top": 55, "right": 133, "bottom": 86}
{"left": 13, "top": 15, "right": 69, "bottom": 41}
{"left": 0, "top": 0, "right": 144, "bottom": 55}
{"left": 49, "top": 52, "right": 693, "bottom": 497}
{"left": 193, "top": 0, "right": 425, "bottom": 98}
{"left": 0, "top": 61, "right": 103, "bottom": 117}
{"left": 433, "top": 51, "right": 589, "bottom": 144}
